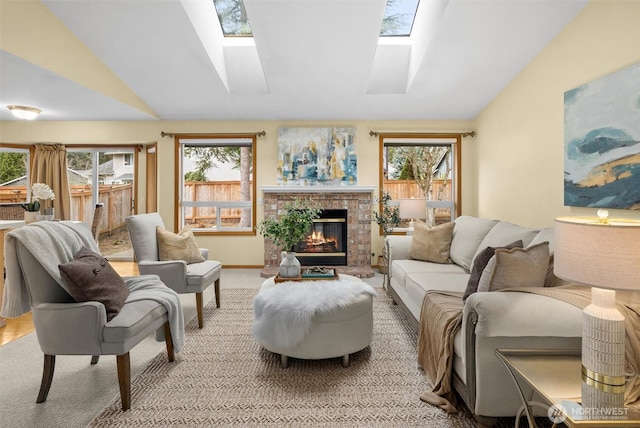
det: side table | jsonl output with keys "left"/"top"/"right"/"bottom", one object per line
{"left": 496, "top": 348, "right": 640, "bottom": 427}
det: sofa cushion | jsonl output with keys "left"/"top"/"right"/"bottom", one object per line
{"left": 477, "top": 242, "right": 550, "bottom": 292}
{"left": 472, "top": 222, "right": 540, "bottom": 268}
{"left": 449, "top": 216, "right": 498, "bottom": 272}
{"left": 409, "top": 221, "right": 454, "bottom": 264}
{"left": 58, "top": 246, "right": 129, "bottom": 321}
{"left": 463, "top": 240, "right": 523, "bottom": 301}
{"left": 157, "top": 225, "right": 205, "bottom": 264}
{"left": 391, "top": 259, "right": 467, "bottom": 292}
{"left": 405, "top": 272, "right": 470, "bottom": 311}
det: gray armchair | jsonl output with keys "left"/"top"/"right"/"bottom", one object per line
{"left": 126, "top": 213, "right": 221, "bottom": 328}
{"left": 3, "top": 222, "right": 178, "bottom": 411}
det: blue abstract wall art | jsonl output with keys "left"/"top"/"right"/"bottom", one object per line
{"left": 564, "top": 61, "right": 640, "bottom": 209}
{"left": 277, "top": 127, "right": 357, "bottom": 186}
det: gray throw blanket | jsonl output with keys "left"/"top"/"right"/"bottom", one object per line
{"left": 1, "top": 221, "right": 185, "bottom": 352}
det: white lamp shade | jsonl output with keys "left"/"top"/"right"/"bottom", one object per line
{"left": 554, "top": 216, "right": 640, "bottom": 290}
{"left": 398, "top": 198, "right": 426, "bottom": 220}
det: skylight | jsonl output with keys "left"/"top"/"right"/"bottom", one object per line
{"left": 380, "top": 0, "right": 420, "bottom": 37}
{"left": 213, "top": 0, "right": 252, "bottom": 37}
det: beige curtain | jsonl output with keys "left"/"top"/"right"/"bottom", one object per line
{"left": 32, "top": 144, "right": 71, "bottom": 220}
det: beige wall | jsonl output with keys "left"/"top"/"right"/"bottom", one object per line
{"left": 0, "top": 119, "right": 473, "bottom": 265}
{"left": 473, "top": 0, "right": 640, "bottom": 227}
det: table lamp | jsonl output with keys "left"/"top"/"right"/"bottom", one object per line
{"left": 398, "top": 198, "right": 426, "bottom": 229}
{"left": 554, "top": 215, "right": 640, "bottom": 411}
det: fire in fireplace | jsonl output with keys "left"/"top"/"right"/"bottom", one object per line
{"left": 294, "top": 209, "right": 347, "bottom": 266}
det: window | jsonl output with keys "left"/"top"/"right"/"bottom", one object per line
{"left": 0, "top": 145, "right": 30, "bottom": 204}
{"left": 123, "top": 153, "right": 133, "bottom": 166}
{"left": 379, "top": 134, "right": 460, "bottom": 229}
{"left": 177, "top": 135, "right": 256, "bottom": 234}
{"left": 213, "top": 0, "right": 252, "bottom": 37}
{"left": 380, "top": 0, "right": 420, "bottom": 36}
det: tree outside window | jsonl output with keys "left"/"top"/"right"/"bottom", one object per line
{"left": 380, "top": 135, "right": 460, "bottom": 228}
{"left": 0, "top": 147, "right": 30, "bottom": 204}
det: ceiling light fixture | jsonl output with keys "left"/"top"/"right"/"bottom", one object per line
{"left": 7, "top": 105, "right": 42, "bottom": 120}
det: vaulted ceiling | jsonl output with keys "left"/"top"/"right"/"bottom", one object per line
{"left": 0, "top": 0, "right": 587, "bottom": 121}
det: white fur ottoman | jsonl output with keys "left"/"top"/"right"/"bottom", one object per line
{"left": 253, "top": 274, "right": 376, "bottom": 368}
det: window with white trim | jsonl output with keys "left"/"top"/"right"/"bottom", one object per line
{"left": 178, "top": 135, "right": 256, "bottom": 234}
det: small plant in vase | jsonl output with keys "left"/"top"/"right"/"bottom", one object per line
{"left": 258, "top": 199, "right": 321, "bottom": 278}
{"left": 22, "top": 182, "right": 55, "bottom": 223}
{"left": 372, "top": 191, "right": 400, "bottom": 275}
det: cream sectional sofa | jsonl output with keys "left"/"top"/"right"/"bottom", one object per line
{"left": 385, "top": 215, "right": 583, "bottom": 424}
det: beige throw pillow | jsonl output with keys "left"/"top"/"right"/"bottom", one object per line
{"left": 477, "top": 242, "right": 550, "bottom": 292}
{"left": 408, "top": 221, "right": 454, "bottom": 264}
{"left": 157, "top": 225, "right": 206, "bottom": 264}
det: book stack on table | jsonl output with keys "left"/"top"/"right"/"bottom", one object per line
{"left": 301, "top": 268, "right": 337, "bottom": 279}
{"left": 274, "top": 267, "right": 339, "bottom": 282}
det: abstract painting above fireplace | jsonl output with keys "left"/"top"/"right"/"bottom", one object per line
{"left": 277, "top": 127, "right": 357, "bottom": 186}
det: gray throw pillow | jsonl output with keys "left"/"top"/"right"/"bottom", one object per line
{"left": 477, "top": 242, "right": 550, "bottom": 293}
{"left": 463, "top": 240, "right": 523, "bottom": 301}
{"left": 58, "top": 246, "right": 129, "bottom": 321}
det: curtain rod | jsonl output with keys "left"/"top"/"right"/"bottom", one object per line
{"left": 160, "top": 131, "right": 267, "bottom": 138}
{"left": 369, "top": 130, "right": 476, "bottom": 138}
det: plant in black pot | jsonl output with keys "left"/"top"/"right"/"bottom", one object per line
{"left": 258, "top": 199, "right": 321, "bottom": 278}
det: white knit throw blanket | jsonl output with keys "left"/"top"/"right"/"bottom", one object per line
{"left": 2, "top": 221, "right": 185, "bottom": 352}
{"left": 252, "top": 279, "right": 377, "bottom": 350}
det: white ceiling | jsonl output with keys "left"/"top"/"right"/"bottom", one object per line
{"left": 0, "top": 0, "right": 587, "bottom": 122}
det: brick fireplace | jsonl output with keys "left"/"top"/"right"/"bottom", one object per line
{"left": 260, "top": 186, "right": 375, "bottom": 278}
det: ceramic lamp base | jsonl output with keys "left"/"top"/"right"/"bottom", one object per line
{"left": 581, "top": 288, "right": 625, "bottom": 394}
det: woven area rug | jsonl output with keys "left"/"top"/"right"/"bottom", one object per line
{"left": 89, "top": 288, "right": 478, "bottom": 427}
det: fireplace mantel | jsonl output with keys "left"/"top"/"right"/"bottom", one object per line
{"left": 260, "top": 185, "right": 375, "bottom": 194}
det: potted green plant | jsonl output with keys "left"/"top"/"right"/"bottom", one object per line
{"left": 258, "top": 199, "right": 321, "bottom": 277}
{"left": 372, "top": 191, "right": 400, "bottom": 274}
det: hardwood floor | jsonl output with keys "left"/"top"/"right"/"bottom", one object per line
{"left": 0, "top": 261, "right": 139, "bottom": 347}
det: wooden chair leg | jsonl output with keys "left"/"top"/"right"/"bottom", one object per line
{"left": 196, "top": 292, "right": 204, "bottom": 329}
{"left": 214, "top": 278, "right": 220, "bottom": 308}
{"left": 90, "top": 356, "right": 100, "bottom": 365}
{"left": 36, "top": 354, "right": 55, "bottom": 403}
{"left": 164, "top": 321, "right": 175, "bottom": 362}
{"left": 116, "top": 353, "right": 131, "bottom": 411}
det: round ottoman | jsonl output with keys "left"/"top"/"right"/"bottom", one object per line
{"left": 255, "top": 274, "right": 374, "bottom": 368}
